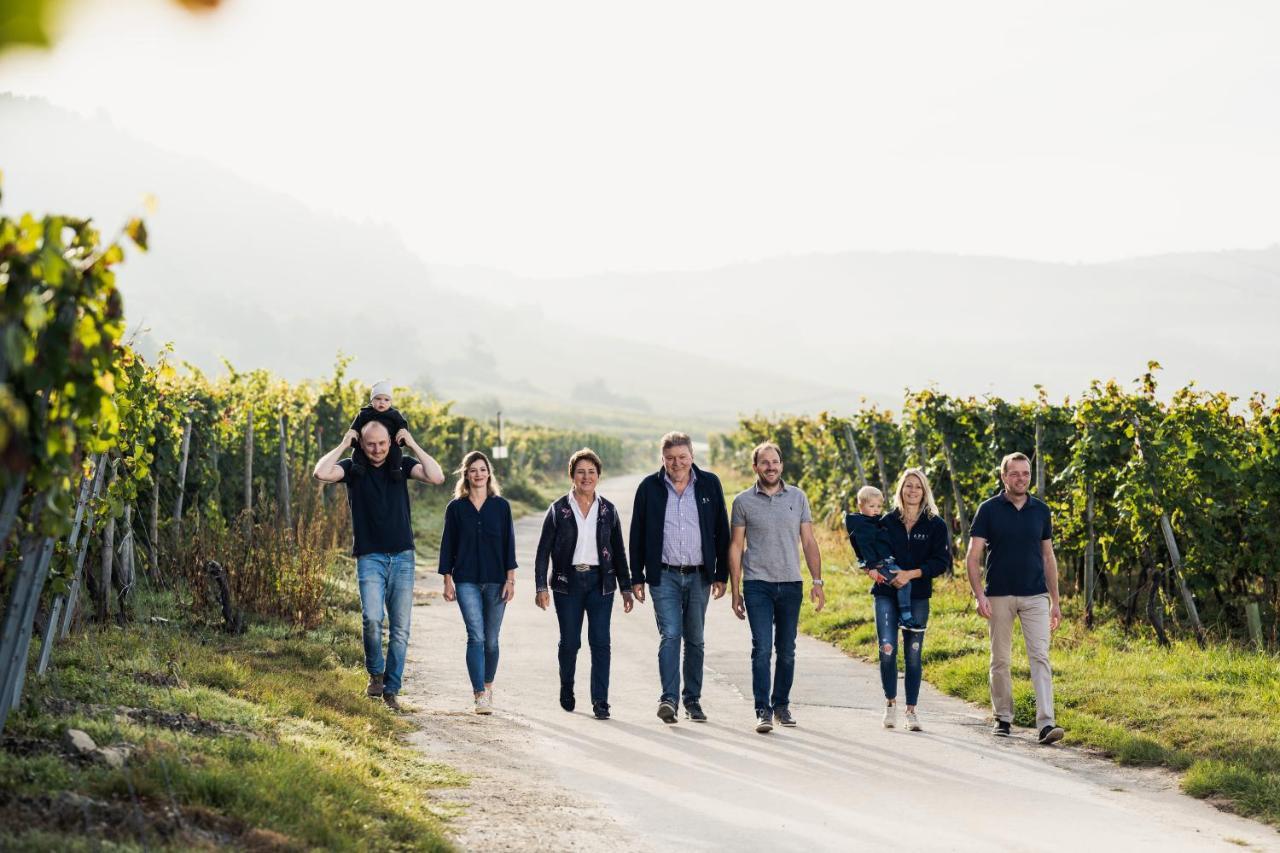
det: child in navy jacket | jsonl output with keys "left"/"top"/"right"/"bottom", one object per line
{"left": 845, "top": 486, "right": 921, "bottom": 631}
{"left": 349, "top": 380, "right": 409, "bottom": 480}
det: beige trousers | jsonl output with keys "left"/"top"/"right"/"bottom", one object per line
{"left": 988, "top": 594, "right": 1055, "bottom": 730}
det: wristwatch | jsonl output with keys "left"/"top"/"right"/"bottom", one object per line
{"left": 811, "top": 579, "right": 824, "bottom": 586}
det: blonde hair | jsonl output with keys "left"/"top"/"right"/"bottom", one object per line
{"left": 891, "top": 467, "right": 940, "bottom": 518}
{"left": 855, "top": 485, "right": 884, "bottom": 507}
{"left": 454, "top": 450, "right": 502, "bottom": 499}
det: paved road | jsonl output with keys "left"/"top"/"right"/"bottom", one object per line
{"left": 401, "top": 474, "right": 1278, "bottom": 852}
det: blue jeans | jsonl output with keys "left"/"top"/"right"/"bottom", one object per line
{"left": 875, "top": 595, "right": 930, "bottom": 706}
{"left": 650, "top": 570, "right": 710, "bottom": 705}
{"left": 455, "top": 582, "right": 507, "bottom": 693}
{"left": 356, "top": 549, "right": 416, "bottom": 696}
{"left": 743, "top": 580, "right": 802, "bottom": 713}
{"left": 553, "top": 568, "right": 614, "bottom": 703}
{"left": 877, "top": 559, "right": 918, "bottom": 628}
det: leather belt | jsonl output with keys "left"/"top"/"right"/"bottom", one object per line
{"left": 573, "top": 563, "right": 597, "bottom": 572}
{"left": 661, "top": 563, "right": 703, "bottom": 574}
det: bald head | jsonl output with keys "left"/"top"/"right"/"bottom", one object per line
{"left": 360, "top": 421, "right": 391, "bottom": 466}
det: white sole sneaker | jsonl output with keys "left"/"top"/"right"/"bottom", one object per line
{"left": 905, "top": 710, "right": 922, "bottom": 731}
{"left": 882, "top": 703, "right": 896, "bottom": 728}
{"left": 475, "top": 692, "right": 493, "bottom": 715}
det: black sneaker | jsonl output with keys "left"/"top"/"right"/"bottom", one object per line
{"left": 774, "top": 707, "right": 796, "bottom": 727}
{"left": 754, "top": 710, "right": 774, "bottom": 734}
{"left": 592, "top": 701, "right": 610, "bottom": 720}
{"left": 684, "top": 702, "right": 708, "bottom": 723}
{"left": 657, "top": 701, "right": 678, "bottom": 724}
{"left": 993, "top": 720, "right": 1011, "bottom": 737}
{"left": 366, "top": 674, "right": 385, "bottom": 697}
{"left": 559, "top": 685, "right": 575, "bottom": 713}
{"left": 1038, "top": 724, "right": 1065, "bottom": 745}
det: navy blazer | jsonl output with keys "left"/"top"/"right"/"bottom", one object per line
{"left": 533, "top": 494, "right": 630, "bottom": 595}
{"left": 628, "top": 464, "right": 730, "bottom": 587}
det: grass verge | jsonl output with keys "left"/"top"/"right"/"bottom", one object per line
{"left": 1, "top": 570, "right": 462, "bottom": 852}
{"left": 801, "top": 523, "right": 1280, "bottom": 829}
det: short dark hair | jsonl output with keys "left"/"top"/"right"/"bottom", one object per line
{"left": 1000, "top": 451, "right": 1031, "bottom": 474}
{"left": 567, "top": 447, "right": 603, "bottom": 478}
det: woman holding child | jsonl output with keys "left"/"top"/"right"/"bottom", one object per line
{"left": 849, "top": 469, "right": 950, "bottom": 731}
{"left": 439, "top": 451, "right": 518, "bottom": 715}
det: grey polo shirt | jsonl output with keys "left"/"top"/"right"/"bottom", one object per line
{"left": 730, "top": 480, "right": 812, "bottom": 582}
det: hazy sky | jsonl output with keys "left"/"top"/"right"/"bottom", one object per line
{"left": 4, "top": 0, "right": 1279, "bottom": 276}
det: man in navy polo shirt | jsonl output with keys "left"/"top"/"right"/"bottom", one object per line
{"left": 965, "top": 452, "right": 1065, "bottom": 745}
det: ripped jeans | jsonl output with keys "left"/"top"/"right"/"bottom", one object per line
{"left": 874, "top": 595, "right": 930, "bottom": 706}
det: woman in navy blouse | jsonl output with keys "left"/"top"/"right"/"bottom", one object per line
{"left": 439, "top": 450, "right": 518, "bottom": 714}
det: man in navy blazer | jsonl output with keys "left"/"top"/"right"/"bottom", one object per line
{"left": 629, "top": 431, "right": 730, "bottom": 724}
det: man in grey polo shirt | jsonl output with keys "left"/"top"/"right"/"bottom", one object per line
{"left": 728, "top": 441, "right": 825, "bottom": 733}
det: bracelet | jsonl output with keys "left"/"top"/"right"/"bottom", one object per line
{"left": 811, "top": 578, "right": 824, "bottom": 586}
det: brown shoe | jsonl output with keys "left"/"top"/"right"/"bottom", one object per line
{"left": 382, "top": 693, "right": 401, "bottom": 712}
{"left": 366, "top": 674, "right": 385, "bottom": 697}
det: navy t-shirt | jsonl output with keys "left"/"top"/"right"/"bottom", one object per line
{"left": 338, "top": 456, "right": 418, "bottom": 556}
{"left": 970, "top": 492, "right": 1052, "bottom": 596}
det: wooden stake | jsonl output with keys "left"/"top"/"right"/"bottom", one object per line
{"left": 1131, "top": 415, "right": 1206, "bottom": 647}
{"left": 278, "top": 412, "right": 292, "bottom": 530}
{"left": 172, "top": 418, "right": 192, "bottom": 542}
{"left": 871, "top": 422, "right": 890, "bottom": 493}
{"left": 244, "top": 411, "right": 254, "bottom": 534}
{"left": 38, "top": 456, "right": 104, "bottom": 673}
{"left": 149, "top": 470, "right": 160, "bottom": 581}
{"left": 0, "top": 476, "right": 25, "bottom": 549}
{"left": 1084, "top": 480, "right": 1096, "bottom": 629}
{"left": 96, "top": 465, "right": 120, "bottom": 624}
{"left": 1034, "top": 417, "right": 1045, "bottom": 497}
{"left": 842, "top": 424, "right": 869, "bottom": 491}
{"left": 939, "top": 434, "right": 971, "bottom": 552}
{"left": 1245, "top": 602, "right": 1263, "bottom": 650}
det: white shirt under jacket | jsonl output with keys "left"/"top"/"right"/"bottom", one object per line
{"left": 570, "top": 493, "right": 600, "bottom": 566}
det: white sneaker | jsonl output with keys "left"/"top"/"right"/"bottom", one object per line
{"left": 475, "top": 691, "right": 493, "bottom": 715}
{"left": 882, "top": 701, "right": 896, "bottom": 728}
{"left": 905, "top": 709, "right": 922, "bottom": 731}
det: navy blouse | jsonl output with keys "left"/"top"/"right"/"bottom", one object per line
{"left": 438, "top": 495, "right": 518, "bottom": 584}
